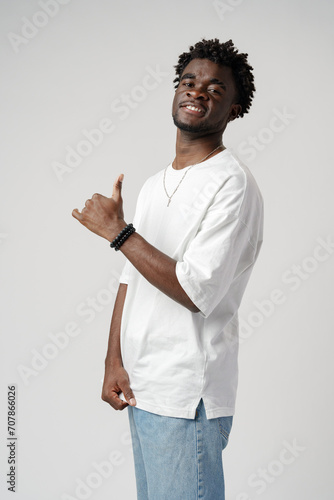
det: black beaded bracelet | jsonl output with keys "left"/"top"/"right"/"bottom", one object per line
{"left": 110, "top": 223, "right": 133, "bottom": 247}
{"left": 114, "top": 226, "right": 136, "bottom": 251}
{"left": 110, "top": 223, "right": 136, "bottom": 251}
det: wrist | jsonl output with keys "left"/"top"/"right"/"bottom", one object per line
{"left": 109, "top": 222, "right": 136, "bottom": 251}
{"left": 106, "top": 219, "right": 127, "bottom": 243}
{"left": 105, "top": 356, "right": 123, "bottom": 369}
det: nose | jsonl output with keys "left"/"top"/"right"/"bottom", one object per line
{"left": 186, "top": 86, "right": 209, "bottom": 100}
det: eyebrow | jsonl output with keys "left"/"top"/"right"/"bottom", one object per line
{"left": 180, "top": 73, "right": 227, "bottom": 90}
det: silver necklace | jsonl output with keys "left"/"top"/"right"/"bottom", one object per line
{"left": 163, "top": 144, "right": 223, "bottom": 207}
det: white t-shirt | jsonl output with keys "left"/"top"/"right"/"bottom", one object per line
{"left": 118, "top": 149, "right": 264, "bottom": 419}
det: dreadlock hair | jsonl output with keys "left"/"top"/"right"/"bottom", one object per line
{"left": 173, "top": 38, "right": 255, "bottom": 118}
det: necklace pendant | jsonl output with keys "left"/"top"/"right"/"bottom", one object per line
{"left": 163, "top": 145, "right": 223, "bottom": 209}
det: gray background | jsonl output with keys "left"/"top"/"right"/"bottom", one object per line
{"left": 1, "top": 0, "right": 333, "bottom": 499}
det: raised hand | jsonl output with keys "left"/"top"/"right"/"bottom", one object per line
{"left": 72, "top": 173, "right": 126, "bottom": 241}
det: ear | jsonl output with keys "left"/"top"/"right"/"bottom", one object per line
{"left": 228, "top": 104, "right": 242, "bottom": 122}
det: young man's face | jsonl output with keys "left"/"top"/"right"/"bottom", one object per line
{"left": 172, "top": 58, "right": 241, "bottom": 135}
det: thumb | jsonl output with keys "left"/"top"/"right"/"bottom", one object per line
{"left": 121, "top": 383, "right": 136, "bottom": 406}
{"left": 112, "top": 173, "right": 124, "bottom": 200}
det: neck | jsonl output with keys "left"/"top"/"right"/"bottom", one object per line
{"left": 173, "top": 130, "right": 225, "bottom": 170}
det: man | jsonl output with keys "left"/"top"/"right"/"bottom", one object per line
{"left": 72, "top": 38, "right": 264, "bottom": 500}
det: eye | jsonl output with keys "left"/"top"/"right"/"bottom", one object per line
{"left": 208, "top": 88, "right": 221, "bottom": 95}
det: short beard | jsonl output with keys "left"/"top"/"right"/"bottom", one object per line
{"left": 172, "top": 109, "right": 226, "bottom": 135}
{"left": 172, "top": 113, "right": 210, "bottom": 133}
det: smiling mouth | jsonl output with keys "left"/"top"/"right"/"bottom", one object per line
{"left": 181, "top": 104, "right": 205, "bottom": 116}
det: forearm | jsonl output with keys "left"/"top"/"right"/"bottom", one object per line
{"left": 102, "top": 282, "right": 136, "bottom": 409}
{"left": 105, "top": 283, "right": 128, "bottom": 367}
{"left": 71, "top": 180, "right": 198, "bottom": 313}
{"left": 117, "top": 230, "right": 199, "bottom": 313}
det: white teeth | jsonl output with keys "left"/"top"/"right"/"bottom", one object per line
{"left": 186, "top": 105, "right": 202, "bottom": 113}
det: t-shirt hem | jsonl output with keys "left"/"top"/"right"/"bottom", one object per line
{"left": 129, "top": 397, "right": 235, "bottom": 420}
{"left": 204, "top": 406, "right": 235, "bottom": 419}
{"left": 131, "top": 398, "right": 197, "bottom": 419}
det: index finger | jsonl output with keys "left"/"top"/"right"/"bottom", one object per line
{"left": 101, "top": 385, "right": 129, "bottom": 411}
{"left": 106, "top": 392, "right": 129, "bottom": 411}
{"left": 72, "top": 208, "right": 83, "bottom": 221}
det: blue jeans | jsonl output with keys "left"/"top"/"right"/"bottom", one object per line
{"left": 127, "top": 398, "right": 233, "bottom": 500}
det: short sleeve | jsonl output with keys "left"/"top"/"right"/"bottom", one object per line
{"left": 175, "top": 189, "right": 260, "bottom": 318}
